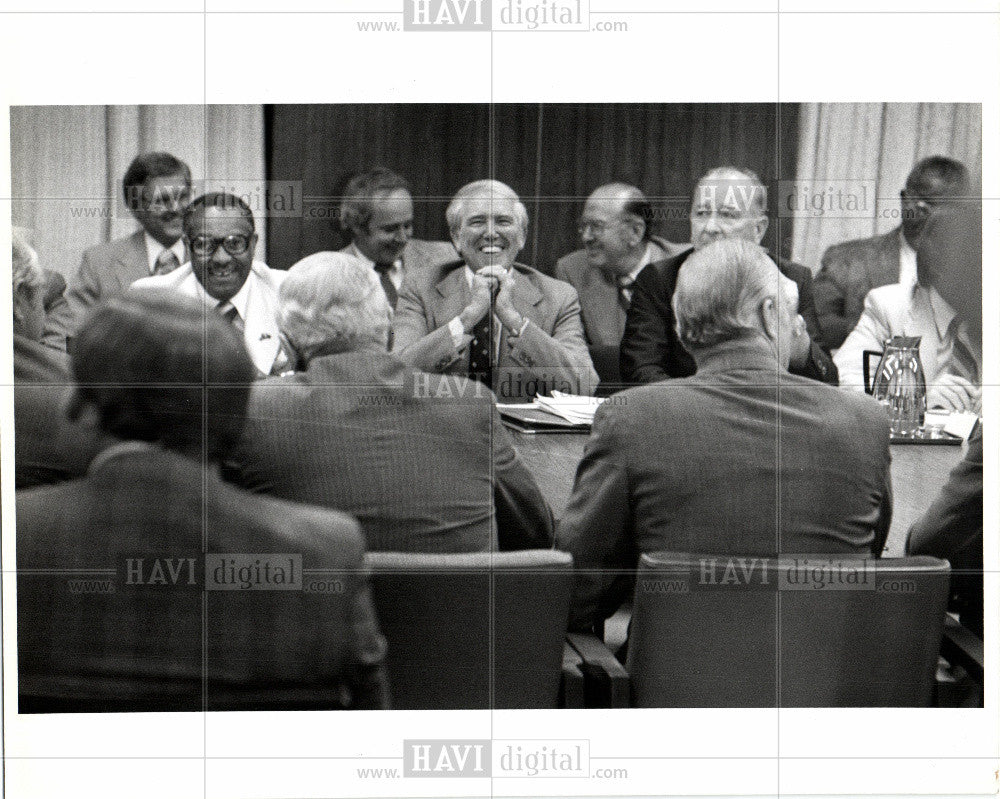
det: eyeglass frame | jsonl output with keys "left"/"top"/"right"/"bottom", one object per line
{"left": 187, "top": 234, "right": 254, "bottom": 258}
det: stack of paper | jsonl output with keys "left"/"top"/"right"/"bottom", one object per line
{"left": 534, "top": 390, "right": 607, "bottom": 425}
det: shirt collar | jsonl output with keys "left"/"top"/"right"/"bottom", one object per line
{"left": 143, "top": 232, "right": 186, "bottom": 274}
{"left": 88, "top": 440, "right": 161, "bottom": 474}
{"left": 621, "top": 242, "right": 657, "bottom": 286}
{"left": 195, "top": 263, "right": 256, "bottom": 320}
{"left": 347, "top": 241, "right": 401, "bottom": 271}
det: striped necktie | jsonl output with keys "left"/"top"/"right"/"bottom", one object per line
{"left": 216, "top": 300, "right": 245, "bottom": 335}
{"left": 948, "top": 318, "right": 980, "bottom": 384}
{"left": 373, "top": 262, "right": 398, "bottom": 310}
{"left": 153, "top": 248, "right": 181, "bottom": 276}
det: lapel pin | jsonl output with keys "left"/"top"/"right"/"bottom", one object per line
{"left": 260, "top": 333, "right": 272, "bottom": 341}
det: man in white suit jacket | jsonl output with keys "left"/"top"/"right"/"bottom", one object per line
{"left": 130, "top": 192, "right": 287, "bottom": 377}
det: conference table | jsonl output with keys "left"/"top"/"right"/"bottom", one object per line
{"left": 511, "top": 430, "right": 964, "bottom": 557}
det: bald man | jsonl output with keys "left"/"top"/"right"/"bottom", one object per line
{"left": 555, "top": 183, "right": 687, "bottom": 348}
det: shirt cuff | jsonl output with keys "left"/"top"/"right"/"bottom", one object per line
{"left": 447, "top": 316, "right": 466, "bottom": 349}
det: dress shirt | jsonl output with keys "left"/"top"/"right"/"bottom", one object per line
{"left": 898, "top": 231, "right": 917, "bottom": 288}
{"left": 617, "top": 241, "right": 658, "bottom": 305}
{"left": 143, "top": 233, "right": 186, "bottom": 276}
{"left": 347, "top": 242, "right": 403, "bottom": 290}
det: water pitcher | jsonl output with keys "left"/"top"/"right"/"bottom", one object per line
{"left": 863, "top": 336, "right": 927, "bottom": 436}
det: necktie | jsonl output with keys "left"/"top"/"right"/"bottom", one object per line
{"left": 617, "top": 278, "right": 634, "bottom": 311}
{"left": 468, "top": 312, "right": 493, "bottom": 389}
{"left": 216, "top": 300, "right": 245, "bottom": 335}
{"left": 949, "top": 318, "right": 980, "bottom": 384}
{"left": 153, "top": 248, "right": 181, "bottom": 276}
{"left": 373, "top": 262, "right": 398, "bottom": 310}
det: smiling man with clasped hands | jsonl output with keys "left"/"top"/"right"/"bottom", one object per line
{"left": 392, "top": 179, "right": 597, "bottom": 400}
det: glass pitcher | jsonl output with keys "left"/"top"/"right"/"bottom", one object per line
{"left": 863, "top": 336, "right": 927, "bottom": 436}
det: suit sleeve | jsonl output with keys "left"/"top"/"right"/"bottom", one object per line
{"left": 812, "top": 247, "right": 854, "bottom": 350}
{"left": 620, "top": 264, "right": 670, "bottom": 384}
{"left": 59, "top": 250, "right": 106, "bottom": 341}
{"left": 503, "top": 287, "right": 598, "bottom": 396}
{"left": 40, "top": 274, "right": 72, "bottom": 351}
{"left": 491, "top": 407, "right": 555, "bottom": 550}
{"left": 833, "top": 290, "right": 891, "bottom": 391}
{"left": 906, "top": 427, "right": 983, "bottom": 558}
{"left": 392, "top": 282, "right": 471, "bottom": 373}
{"left": 791, "top": 269, "right": 838, "bottom": 384}
{"left": 555, "top": 405, "right": 636, "bottom": 630}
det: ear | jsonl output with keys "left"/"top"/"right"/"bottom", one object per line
{"left": 626, "top": 219, "right": 645, "bottom": 248}
{"left": 753, "top": 214, "right": 769, "bottom": 245}
{"left": 759, "top": 296, "right": 780, "bottom": 341}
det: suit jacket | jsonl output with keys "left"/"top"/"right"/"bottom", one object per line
{"left": 620, "top": 247, "right": 837, "bottom": 386}
{"left": 130, "top": 260, "right": 286, "bottom": 376}
{"left": 906, "top": 425, "right": 983, "bottom": 636}
{"left": 554, "top": 235, "right": 688, "bottom": 347}
{"left": 834, "top": 282, "right": 981, "bottom": 396}
{"left": 17, "top": 444, "right": 389, "bottom": 712}
{"left": 557, "top": 337, "right": 893, "bottom": 629}
{"left": 393, "top": 260, "right": 598, "bottom": 400}
{"left": 45, "top": 230, "right": 151, "bottom": 345}
{"left": 339, "top": 238, "right": 457, "bottom": 273}
{"left": 13, "top": 335, "right": 96, "bottom": 489}
{"left": 813, "top": 227, "right": 903, "bottom": 349}
{"left": 227, "top": 350, "right": 554, "bottom": 553}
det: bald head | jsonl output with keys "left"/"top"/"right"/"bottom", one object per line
{"left": 579, "top": 182, "right": 651, "bottom": 276}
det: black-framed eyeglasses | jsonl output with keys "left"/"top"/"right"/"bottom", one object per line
{"left": 189, "top": 235, "right": 252, "bottom": 257}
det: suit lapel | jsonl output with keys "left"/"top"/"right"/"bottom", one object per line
{"left": 113, "top": 230, "right": 152, "bottom": 292}
{"left": 433, "top": 265, "right": 472, "bottom": 330}
{"left": 243, "top": 274, "right": 282, "bottom": 374}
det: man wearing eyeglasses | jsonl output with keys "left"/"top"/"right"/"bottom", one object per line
{"left": 555, "top": 183, "right": 686, "bottom": 349}
{"left": 130, "top": 192, "right": 288, "bottom": 377}
{"left": 45, "top": 152, "right": 193, "bottom": 350}
{"left": 813, "top": 156, "right": 971, "bottom": 349}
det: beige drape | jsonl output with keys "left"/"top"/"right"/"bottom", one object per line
{"left": 791, "top": 103, "right": 981, "bottom": 272}
{"left": 10, "top": 105, "right": 265, "bottom": 278}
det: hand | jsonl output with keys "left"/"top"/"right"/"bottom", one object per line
{"left": 458, "top": 272, "right": 493, "bottom": 333}
{"left": 787, "top": 314, "right": 811, "bottom": 370}
{"left": 478, "top": 266, "right": 523, "bottom": 332}
{"left": 927, "top": 373, "right": 981, "bottom": 413}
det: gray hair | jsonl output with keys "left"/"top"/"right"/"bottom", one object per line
{"left": 695, "top": 166, "right": 768, "bottom": 216}
{"left": 673, "top": 238, "right": 783, "bottom": 350}
{"left": 445, "top": 179, "right": 528, "bottom": 237}
{"left": 12, "top": 227, "right": 43, "bottom": 331}
{"left": 278, "top": 252, "right": 391, "bottom": 362}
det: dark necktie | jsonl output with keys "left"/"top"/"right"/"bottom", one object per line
{"left": 216, "top": 300, "right": 245, "bottom": 335}
{"left": 949, "top": 319, "right": 980, "bottom": 384}
{"left": 468, "top": 312, "right": 493, "bottom": 388}
{"left": 153, "top": 248, "right": 181, "bottom": 276}
{"left": 617, "top": 278, "right": 634, "bottom": 311}
{"left": 373, "top": 262, "right": 398, "bottom": 310}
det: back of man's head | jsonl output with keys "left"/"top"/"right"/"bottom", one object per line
{"left": 70, "top": 291, "right": 255, "bottom": 460}
{"left": 917, "top": 204, "right": 982, "bottom": 330}
{"left": 279, "top": 252, "right": 392, "bottom": 363}
{"left": 905, "top": 156, "right": 970, "bottom": 199}
{"left": 673, "top": 238, "right": 783, "bottom": 351}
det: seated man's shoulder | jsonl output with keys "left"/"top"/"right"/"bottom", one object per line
{"left": 553, "top": 249, "right": 588, "bottom": 283}
{"left": 776, "top": 256, "right": 811, "bottom": 283}
{"left": 406, "top": 238, "right": 458, "bottom": 265}
{"left": 515, "top": 263, "right": 578, "bottom": 301}
{"left": 823, "top": 229, "right": 897, "bottom": 263}
{"left": 129, "top": 263, "right": 194, "bottom": 292}
{"left": 400, "top": 256, "right": 465, "bottom": 294}
{"left": 864, "top": 281, "right": 912, "bottom": 310}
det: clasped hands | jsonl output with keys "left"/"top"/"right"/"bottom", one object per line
{"left": 458, "top": 265, "right": 525, "bottom": 334}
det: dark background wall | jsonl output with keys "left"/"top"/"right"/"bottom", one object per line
{"left": 266, "top": 103, "right": 800, "bottom": 273}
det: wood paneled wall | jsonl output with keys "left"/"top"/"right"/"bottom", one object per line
{"left": 266, "top": 104, "right": 799, "bottom": 272}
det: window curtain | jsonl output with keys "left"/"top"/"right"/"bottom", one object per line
{"left": 10, "top": 104, "right": 265, "bottom": 278}
{"left": 791, "top": 102, "right": 981, "bottom": 273}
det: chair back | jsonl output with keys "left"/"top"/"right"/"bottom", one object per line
{"left": 627, "top": 552, "right": 950, "bottom": 707}
{"left": 366, "top": 549, "right": 573, "bottom": 709}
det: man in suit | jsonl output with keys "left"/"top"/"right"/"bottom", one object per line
{"left": 558, "top": 239, "right": 892, "bottom": 630}
{"left": 12, "top": 229, "right": 96, "bottom": 488}
{"left": 131, "top": 192, "right": 289, "bottom": 377}
{"left": 814, "top": 156, "right": 970, "bottom": 348}
{"left": 17, "top": 291, "right": 388, "bottom": 712}
{"left": 338, "top": 167, "right": 456, "bottom": 310}
{"left": 45, "top": 152, "right": 192, "bottom": 347}
{"left": 620, "top": 166, "right": 836, "bottom": 386}
{"left": 227, "top": 252, "right": 553, "bottom": 553}
{"left": 555, "top": 183, "right": 687, "bottom": 348}
{"left": 835, "top": 206, "right": 981, "bottom": 412}
{"left": 393, "top": 179, "right": 598, "bottom": 400}
{"left": 907, "top": 423, "right": 983, "bottom": 637}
